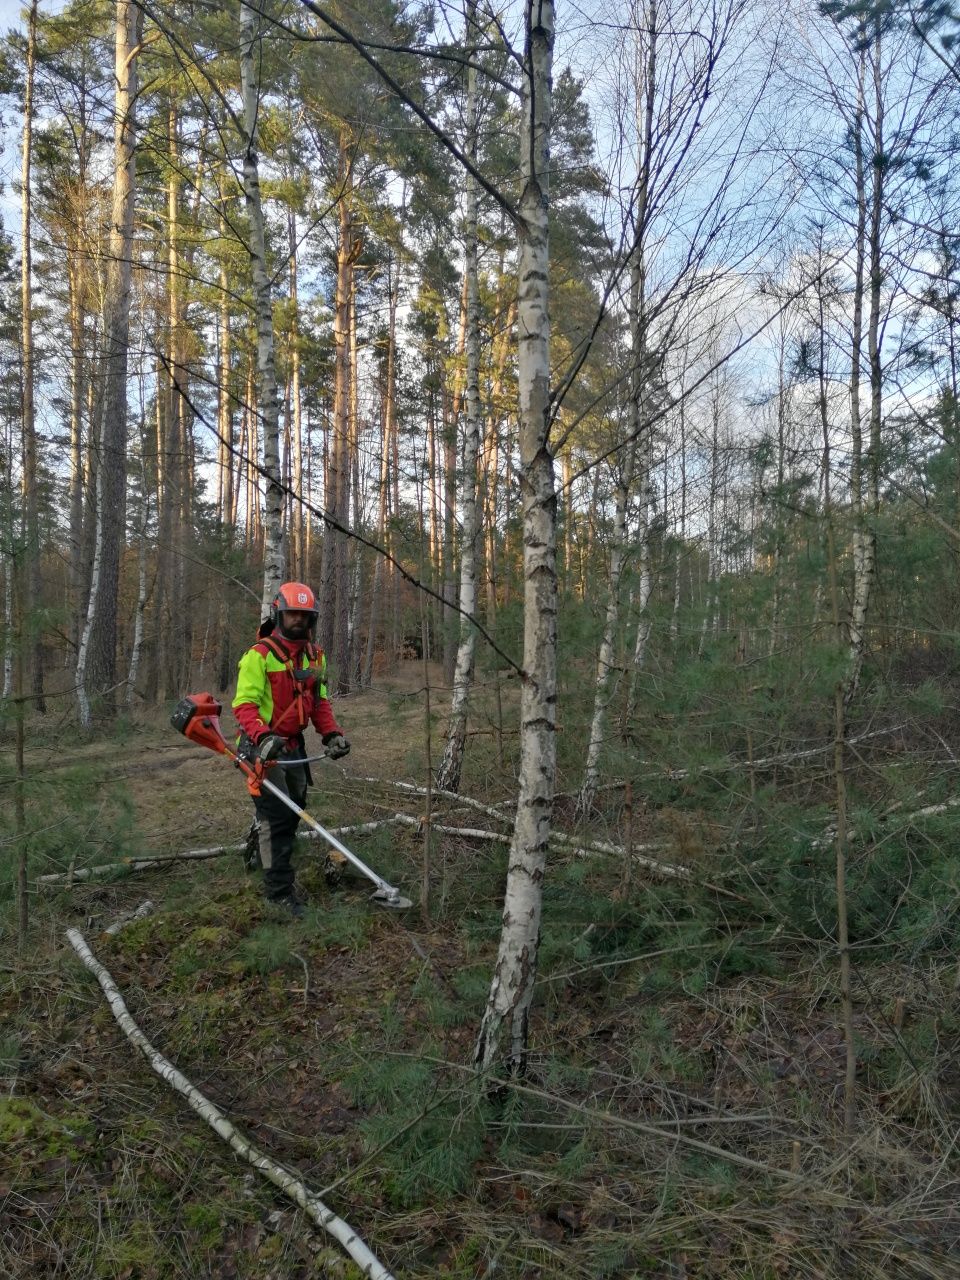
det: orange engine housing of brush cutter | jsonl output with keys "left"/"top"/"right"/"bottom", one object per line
{"left": 170, "top": 692, "right": 232, "bottom": 756}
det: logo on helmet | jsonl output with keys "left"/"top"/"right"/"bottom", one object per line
{"left": 297, "top": 592, "right": 308, "bottom": 604}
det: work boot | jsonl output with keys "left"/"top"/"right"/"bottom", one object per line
{"left": 268, "top": 890, "right": 305, "bottom": 920}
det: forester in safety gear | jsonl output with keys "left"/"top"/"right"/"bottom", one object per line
{"left": 232, "top": 582, "right": 350, "bottom": 915}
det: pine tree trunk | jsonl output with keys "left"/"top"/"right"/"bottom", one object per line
{"left": 322, "top": 133, "right": 355, "bottom": 686}
{"left": 76, "top": 0, "right": 142, "bottom": 725}
{"left": 2, "top": 425, "right": 13, "bottom": 699}
{"left": 68, "top": 250, "right": 87, "bottom": 655}
{"left": 216, "top": 163, "right": 235, "bottom": 545}
{"left": 364, "top": 253, "right": 399, "bottom": 685}
{"left": 475, "top": 0, "right": 555, "bottom": 1076}
{"left": 20, "top": 0, "right": 43, "bottom": 712}
{"left": 127, "top": 452, "right": 150, "bottom": 708}
{"left": 240, "top": 0, "right": 284, "bottom": 618}
{"left": 436, "top": 0, "right": 483, "bottom": 792}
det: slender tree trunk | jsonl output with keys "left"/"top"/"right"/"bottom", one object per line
{"left": 442, "top": 385, "right": 458, "bottom": 687}
{"left": 769, "top": 337, "right": 788, "bottom": 655}
{"left": 76, "top": 0, "right": 142, "bottom": 725}
{"left": 20, "top": 0, "right": 43, "bottom": 712}
{"left": 364, "top": 254, "right": 399, "bottom": 686}
{"left": 348, "top": 268, "right": 362, "bottom": 686}
{"left": 847, "top": 35, "right": 883, "bottom": 702}
{"left": 475, "top": 0, "right": 555, "bottom": 1076}
{"left": 168, "top": 103, "right": 193, "bottom": 696}
{"left": 590, "top": 1, "right": 659, "bottom": 763}
{"left": 625, "top": 442, "right": 655, "bottom": 720}
{"left": 847, "top": 52, "right": 868, "bottom": 689}
{"left": 698, "top": 385, "right": 721, "bottom": 658}
{"left": 127, "top": 456, "right": 150, "bottom": 708}
{"left": 240, "top": 0, "right": 284, "bottom": 618}
{"left": 323, "top": 132, "right": 356, "bottom": 689}
{"left": 2, "top": 424, "right": 13, "bottom": 699}
{"left": 289, "top": 210, "right": 304, "bottom": 580}
{"left": 579, "top": 454, "right": 635, "bottom": 811}
{"left": 437, "top": 0, "right": 483, "bottom": 792}
{"left": 217, "top": 169, "right": 235, "bottom": 543}
{"left": 671, "top": 397, "right": 686, "bottom": 642}
{"left": 67, "top": 248, "right": 88, "bottom": 654}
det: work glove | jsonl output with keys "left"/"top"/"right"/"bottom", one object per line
{"left": 323, "top": 732, "right": 351, "bottom": 760}
{"left": 257, "top": 732, "right": 286, "bottom": 762}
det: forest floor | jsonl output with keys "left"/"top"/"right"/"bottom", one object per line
{"left": 2, "top": 664, "right": 959, "bottom": 1278}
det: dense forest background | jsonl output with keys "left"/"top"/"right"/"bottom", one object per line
{"left": 3, "top": 0, "right": 960, "bottom": 1276}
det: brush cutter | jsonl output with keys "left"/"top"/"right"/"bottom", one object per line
{"left": 170, "top": 692, "right": 412, "bottom": 910}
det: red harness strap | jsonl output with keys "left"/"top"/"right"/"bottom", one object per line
{"left": 255, "top": 637, "right": 321, "bottom": 734}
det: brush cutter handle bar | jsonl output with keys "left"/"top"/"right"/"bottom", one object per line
{"left": 274, "top": 753, "right": 332, "bottom": 767}
{"left": 256, "top": 773, "right": 396, "bottom": 897}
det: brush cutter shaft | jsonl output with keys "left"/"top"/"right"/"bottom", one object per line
{"left": 171, "top": 692, "right": 408, "bottom": 907}
{"left": 257, "top": 774, "right": 394, "bottom": 896}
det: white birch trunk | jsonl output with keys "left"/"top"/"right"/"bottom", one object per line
{"left": 240, "top": 1, "right": 285, "bottom": 617}
{"left": 625, "top": 452, "right": 655, "bottom": 721}
{"left": 437, "top": 0, "right": 483, "bottom": 794}
{"left": 580, "top": 5, "right": 659, "bottom": 806}
{"left": 698, "top": 386, "right": 721, "bottom": 658}
{"left": 846, "top": 55, "right": 868, "bottom": 690}
{"left": 671, "top": 398, "right": 686, "bottom": 642}
{"left": 847, "top": 45, "right": 883, "bottom": 704}
{"left": 578, "top": 454, "right": 634, "bottom": 813}
{"left": 475, "top": 0, "right": 555, "bottom": 1076}
{"left": 65, "top": 930, "right": 394, "bottom": 1279}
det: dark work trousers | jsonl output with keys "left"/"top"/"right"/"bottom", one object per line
{"left": 253, "top": 751, "right": 309, "bottom": 901}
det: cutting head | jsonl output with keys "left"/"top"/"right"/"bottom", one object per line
{"left": 370, "top": 887, "right": 413, "bottom": 911}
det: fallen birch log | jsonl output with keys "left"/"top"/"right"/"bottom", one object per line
{"left": 104, "top": 900, "right": 155, "bottom": 936}
{"left": 548, "top": 831, "right": 690, "bottom": 879}
{"left": 355, "top": 776, "right": 512, "bottom": 825}
{"left": 64, "top": 928, "right": 395, "bottom": 1280}
{"left": 650, "top": 723, "right": 906, "bottom": 783}
{"left": 36, "top": 820, "right": 409, "bottom": 887}
{"left": 391, "top": 814, "right": 510, "bottom": 842}
{"left": 36, "top": 845, "right": 245, "bottom": 884}
{"left": 301, "top": 816, "right": 408, "bottom": 843}
{"left": 387, "top": 814, "right": 688, "bottom": 878}
{"left": 811, "top": 793, "right": 960, "bottom": 851}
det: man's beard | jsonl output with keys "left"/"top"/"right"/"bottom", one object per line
{"left": 280, "top": 619, "right": 310, "bottom": 641}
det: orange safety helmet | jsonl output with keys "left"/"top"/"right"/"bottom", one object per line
{"left": 269, "top": 581, "right": 319, "bottom": 640}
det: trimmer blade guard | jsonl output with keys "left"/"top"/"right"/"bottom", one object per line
{"left": 170, "top": 693, "right": 231, "bottom": 755}
{"left": 369, "top": 887, "right": 413, "bottom": 911}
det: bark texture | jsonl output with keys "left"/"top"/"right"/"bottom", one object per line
{"left": 437, "top": 0, "right": 483, "bottom": 793}
{"left": 240, "top": 0, "right": 285, "bottom": 618}
{"left": 475, "top": 0, "right": 556, "bottom": 1076}
{"left": 76, "top": 0, "right": 142, "bottom": 724}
